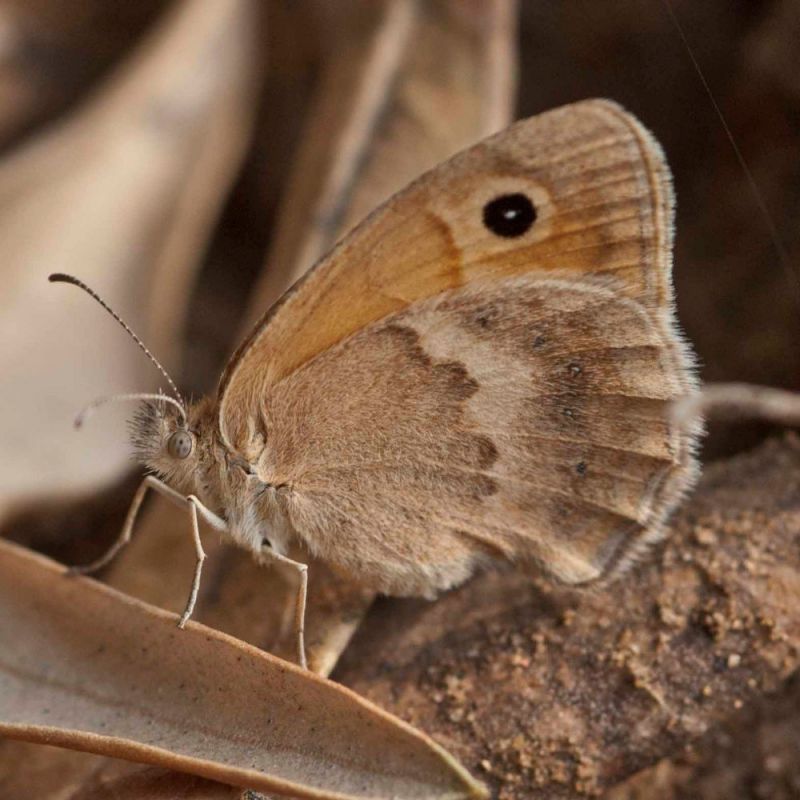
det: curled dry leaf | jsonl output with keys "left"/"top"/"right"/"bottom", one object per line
{"left": 0, "top": 0, "right": 166, "bottom": 150}
{"left": 0, "top": 0, "right": 259, "bottom": 520}
{"left": 0, "top": 539, "right": 487, "bottom": 800}
{"left": 672, "top": 382, "right": 800, "bottom": 428}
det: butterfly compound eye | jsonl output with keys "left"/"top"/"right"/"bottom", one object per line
{"left": 167, "top": 430, "right": 193, "bottom": 459}
{"left": 482, "top": 193, "right": 536, "bottom": 238}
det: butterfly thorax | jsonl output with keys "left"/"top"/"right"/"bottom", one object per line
{"left": 130, "top": 395, "right": 218, "bottom": 501}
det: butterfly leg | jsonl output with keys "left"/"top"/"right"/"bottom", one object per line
{"left": 261, "top": 547, "right": 309, "bottom": 669}
{"left": 68, "top": 476, "right": 227, "bottom": 631}
{"left": 177, "top": 498, "right": 206, "bottom": 628}
{"left": 68, "top": 474, "right": 169, "bottom": 576}
{"left": 178, "top": 494, "right": 227, "bottom": 628}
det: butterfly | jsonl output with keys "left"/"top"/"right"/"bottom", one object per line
{"left": 53, "top": 99, "right": 701, "bottom": 669}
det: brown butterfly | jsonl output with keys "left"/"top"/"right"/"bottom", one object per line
{"left": 53, "top": 99, "right": 701, "bottom": 669}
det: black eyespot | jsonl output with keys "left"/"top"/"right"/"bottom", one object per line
{"left": 482, "top": 193, "right": 536, "bottom": 238}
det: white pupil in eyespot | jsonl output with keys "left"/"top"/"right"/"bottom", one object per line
{"left": 168, "top": 431, "right": 192, "bottom": 459}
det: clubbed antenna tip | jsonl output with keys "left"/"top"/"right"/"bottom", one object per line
{"left": 48, "top": 272, "right": 187, "bottom": 421}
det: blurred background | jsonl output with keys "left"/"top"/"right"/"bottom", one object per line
{"left": 0, "top": 1, "right": 798, "bottom": 798}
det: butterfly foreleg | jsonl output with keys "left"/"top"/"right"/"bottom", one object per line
{"left": 67, "top": 474, "right": 169, "bottom": 576}
{"left": 67, "top": 475, "right": 225, "bottom": 631}
{"left": 261, "top": 546, "right": 309, "bottom": 670}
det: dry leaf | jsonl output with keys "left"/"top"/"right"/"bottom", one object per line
{"left": 69, "top": 766, "right": 249, "bottom": 800}
{"left": 0, "top": 0, "right": 167, "bottom": 150}
{"left": 0, "top": 740, "right": 115, "bottom": 800}
{"left": 0, "top": 539, "right": 487, "bottom": 800}
{"left": 0, "top": 0, "right": 259, "bottom": 520}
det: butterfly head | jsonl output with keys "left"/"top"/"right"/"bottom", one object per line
{"left": 128, "top": 395, "right": 221, "bottom": 495}
{"left": 47, "top": 273, "right": 219, "bottom": 496}
{"left": 130, "top": 394, "right": 190, "bottom": 463}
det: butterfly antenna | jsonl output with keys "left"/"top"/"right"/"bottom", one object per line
{"left": 48, "top": 273, "right": 186, "bottom": 410}
{"left": 76, "top": 392, "right": 187, "bottom": 429}
{"left": 661, "top": 0, "right": 800, "bottom": 302}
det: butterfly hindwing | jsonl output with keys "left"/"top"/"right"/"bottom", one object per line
{"left": 253, "top": 273, "right": 696, "bottom": 590}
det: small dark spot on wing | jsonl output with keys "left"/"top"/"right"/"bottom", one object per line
{"left": 568, "top": 362, "right": 583, "bottom": 377}
{"left": 440, "top": 359, "right": 479, "bottom": 400}
{"left": 475, "top": 435, "right": 499, "bottom": 469}
{"left": 470, "top": 474, "right": 499, "bottom": 499}
{"left": 465, "top": 304, "right": 501, "bottom": 334}
{"left": 383, "top": 323, "right": 427, "bottom": 360}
